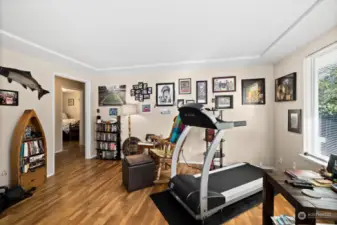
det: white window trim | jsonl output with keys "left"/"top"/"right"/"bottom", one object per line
{"left": 303, "top": 42, "right": 337, "bottom": 163}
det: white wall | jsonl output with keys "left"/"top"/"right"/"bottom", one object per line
{"left": 0, "top": 48, "right": 92, "bottom": 186}
{"left": 93, "top": 65, "right": 275, "bottom": 166}
{"left": 274, "top": 26, "right": 337, "bottom": 170}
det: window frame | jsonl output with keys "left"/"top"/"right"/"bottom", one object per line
{"left": 304, "top": 42, "right": 337, "bottom": 162}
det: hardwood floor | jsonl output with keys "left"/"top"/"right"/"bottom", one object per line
{"left": 0, "top": 144, "right": 296, "bottom": 225}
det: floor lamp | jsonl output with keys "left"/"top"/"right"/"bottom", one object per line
{"left": 122, "top": 104, "right": 139, "bottom": 155}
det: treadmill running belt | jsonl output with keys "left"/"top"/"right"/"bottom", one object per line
{"left": 196, "top": 164, "right": 264, "bottom": 193}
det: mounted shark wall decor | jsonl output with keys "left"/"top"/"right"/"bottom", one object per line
{"left": 0, "top": 66, "right": 50, "bottom": 100}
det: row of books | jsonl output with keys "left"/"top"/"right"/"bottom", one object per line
{"left": 100, "top": 150, "right": 118, "bottom": 159}
{"left": 271, "top": 215, "right": 295, "bottom": 225}
{"left": 97, "top": 142, "right": 116, "bottom": 151}
{"left": 21, "top": 154, "right": 45, "bottom": 173}
{"left": 96, "top": 132, "right": 117, "bottom": 142}
{"left": 20, "top": 140, "right": 44, "bottom": 157}
{"left": 96, "top": 123, "right": 118, "bottom": 132}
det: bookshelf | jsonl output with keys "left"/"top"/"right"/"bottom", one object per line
{"left": 10, "top": 110, "right": 47, "bottom": 190}
{"left": 96, "top": 116, "right": 121, "bottom": 160}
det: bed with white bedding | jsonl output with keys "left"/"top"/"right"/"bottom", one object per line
{"left": 62, "top": 113, "right": 80, "bottom": 140}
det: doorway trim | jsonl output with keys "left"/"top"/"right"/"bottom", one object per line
{"left": 51, "top": 73, "right": 92, "bottom": 177}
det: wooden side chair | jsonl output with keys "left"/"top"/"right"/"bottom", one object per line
{"left": 149, "top": 116, "right": 185, "bottom": 184}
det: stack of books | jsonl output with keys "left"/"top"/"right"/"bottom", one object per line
{"left": 271, "top": 215, "right": 295, "bottom": 225}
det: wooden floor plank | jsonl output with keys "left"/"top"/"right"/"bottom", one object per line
{"left": 0, "top": 141, "right": 296, "bottom": 225}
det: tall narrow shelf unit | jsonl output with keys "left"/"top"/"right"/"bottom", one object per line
{"left": 96, "top": 116, "right": 121, "bottom": 160}
{"left": 11, "top": 110, "right": 47, "bottom": 190}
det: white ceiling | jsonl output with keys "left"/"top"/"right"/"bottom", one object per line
{"left": 0, "top": 0, "right": 337, "bottom": 72}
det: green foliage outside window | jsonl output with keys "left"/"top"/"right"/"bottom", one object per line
{"left": 319, "top": 64, "right": 337, "bottom": 116}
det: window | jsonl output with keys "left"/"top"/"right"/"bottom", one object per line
{"left": 305, "top": 43, "right": 337, "bottom": 161}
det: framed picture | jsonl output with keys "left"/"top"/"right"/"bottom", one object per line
{"left": 68, "top": 98, "right": 74, "bottom": 106}
{"left": 275, "top": 72, "right": 297, "bottom": 102}
{"left": 138, "top": 82, "right": 143, "bottom": 89}
{"left": 186, "top": 100, "right": 195, "bottom": 104}
{"left": 133, "top": 85, "right": 139, "bottom": 90}
{"left": 130, "top": 89, "right": 135, "bottom": 96}
{"left": 109, "top": 108, "right": 118, "bottom": 116}
{"left": 144, "top": 83, "right": 148, "bottom": 89}
{"left": 98, "top": 85, "right": 126, "bottom": 106}
{"left": 288, "top": 109, "right": 302, "bottom": 133}
{"left": 0, "top": 89, "right": 19, "bottom": 106}
{"left": 135, "top": 94, "right": 140, "bottom": 101}
{"left": 196, "top": 80, "right": 207, "bottom": 104}
{"left": 142, "top": 104, "right": 151, "bottom": 112}
{"left": 147, "top": 87, "right": 152, "bottom": 94}
{"left": 215, "top": 95, "right": 233, "bottom": 109}
{"left": 241, "top": 79, "right": 265, "bottom": 105}
{"left": 156, "top": 83, "right": 175, "bottom": 106}
{"left": 143, "top": 94, "right": 150, "bottom": 99}
{"left": 177, "top": 99, "right": 184, "bottom": 108}
{"left": 179, "top": 78, "right": 191, "bottom": 94}
{"left": 142, "top": 89, "right": 148, "bottom": 95}
{"left": 212, "top": 76, "right": 236, "bottom": 92}
{"left": 136, "top": 89, "right": 141, "bottom": 94}
{"left": 139, "top": 94, "right": 144, "bottom": 102}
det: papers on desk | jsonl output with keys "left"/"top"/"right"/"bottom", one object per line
{"left": 271, "top": 215, "right": 295, "bottom": 225}
{"left": 285, "top": 169, "right": 322, "bottom": 180}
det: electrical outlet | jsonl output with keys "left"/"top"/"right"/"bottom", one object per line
{"left": 292, "top": 162, "right": 297, "bottom": 170}
{"left": 1, "top": 170, "right": 7, "bottom": 176}
{"left": 278, "top": 157, "right": 283, "bottom": 164}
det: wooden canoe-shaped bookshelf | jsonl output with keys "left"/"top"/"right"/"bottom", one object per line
{"left": 10, "top": 110, "right": 47, "bottom": 190}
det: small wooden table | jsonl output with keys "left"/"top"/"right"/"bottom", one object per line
{"left": 137, "top": 142, "right": 155, "bottom": 154}
{"left": 263, "top": 172, "right": 337, "bottom": 225}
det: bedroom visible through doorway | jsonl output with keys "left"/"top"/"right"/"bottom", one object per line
{"left": 54, "top": 76, "right": 85, "bottom": 170}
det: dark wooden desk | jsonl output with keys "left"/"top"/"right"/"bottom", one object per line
{"left": 263, "top": 172, "right": 337, "bottom": 225}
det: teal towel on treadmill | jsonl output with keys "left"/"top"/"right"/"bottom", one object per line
{"left": 170, "top": 116, "right": 185, "bottom": 143}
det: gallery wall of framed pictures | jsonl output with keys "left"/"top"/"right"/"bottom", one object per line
{"left": 130, "top": 82, "right": 152, "bottom": 102}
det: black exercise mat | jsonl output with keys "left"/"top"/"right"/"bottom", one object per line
{"left": 150, "top": 190, "right": 263, "bottom": 225}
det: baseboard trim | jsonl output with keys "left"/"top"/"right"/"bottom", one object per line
{"left": 179, "top": 160, "right": 203, "bottom": 165}
{"left": 47, "top": 172, "right": 54, "bottom": 178}
{"left": 89, "top": 154, "right": 97, "bottom": 159}
{"left": 55, "top": 149, "right": 63, "bottom": 154}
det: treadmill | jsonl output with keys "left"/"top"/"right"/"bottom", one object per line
{"left": 169, "top": 103, "right": 264, "bottom": 221}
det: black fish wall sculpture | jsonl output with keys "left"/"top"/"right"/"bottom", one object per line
{"left": 0, "top": 66, "right": 50, "bottom": 100}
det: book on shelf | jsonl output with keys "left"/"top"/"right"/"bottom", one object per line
{"left": 20, "top": 140, "right": 45, "bottom": 173}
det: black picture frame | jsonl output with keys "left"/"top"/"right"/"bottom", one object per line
{"left": 138, "top": 82, "right": 143, "bottom": 89}
{"left": 143, "top": 94, "right": 150, "bottom": 99}
{"left": 147, "top": 87, "right": 152, "bottom": 94}
{"left": 288, "top": 109, "right": 302, "bottom": 134}
{"left": 196, "top": 80, "right": 208, "bottom": 104}
{"left": 130, "top": 89, "right": 135, "bottom": 96}
{"left": 144, "top": 83, "right": 148, "bottom": 89}
{"left": 68, "top": 98, "right": 74, "bottom": 106}
{"left": 241, "top": 78, "right": 266, "bottom": 105}
{"left": 177, "top": 99, "right": 185, "bottom": 108}
{"left": 133, "top": 85, "right": 139, "bottom": 90}
{"left": 275, "top": 72, "right": 297, "bottom": 102}
{"left": 142, "top": 89, "right": 148, "bottom": 95}
{"left": 156, "top": 82, "right": 175, "bottom": 106}
{"left": 178, "top": 78, "right": 192, "bottom": 94}
{"left": 0, "top": 89, "right": 19, "bottom": 106}
{"left": 135, "top": 89, "right": 141, "bottom": 94}
{"left": 215, "top": 95, "right": 233, "bottom": 109}
{"left": 212, "top": 76, "right": 236, "bottom": 93}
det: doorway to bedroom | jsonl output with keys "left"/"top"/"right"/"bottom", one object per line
{"left": 54, "top": 76, "right": 85, "bottom": 171}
